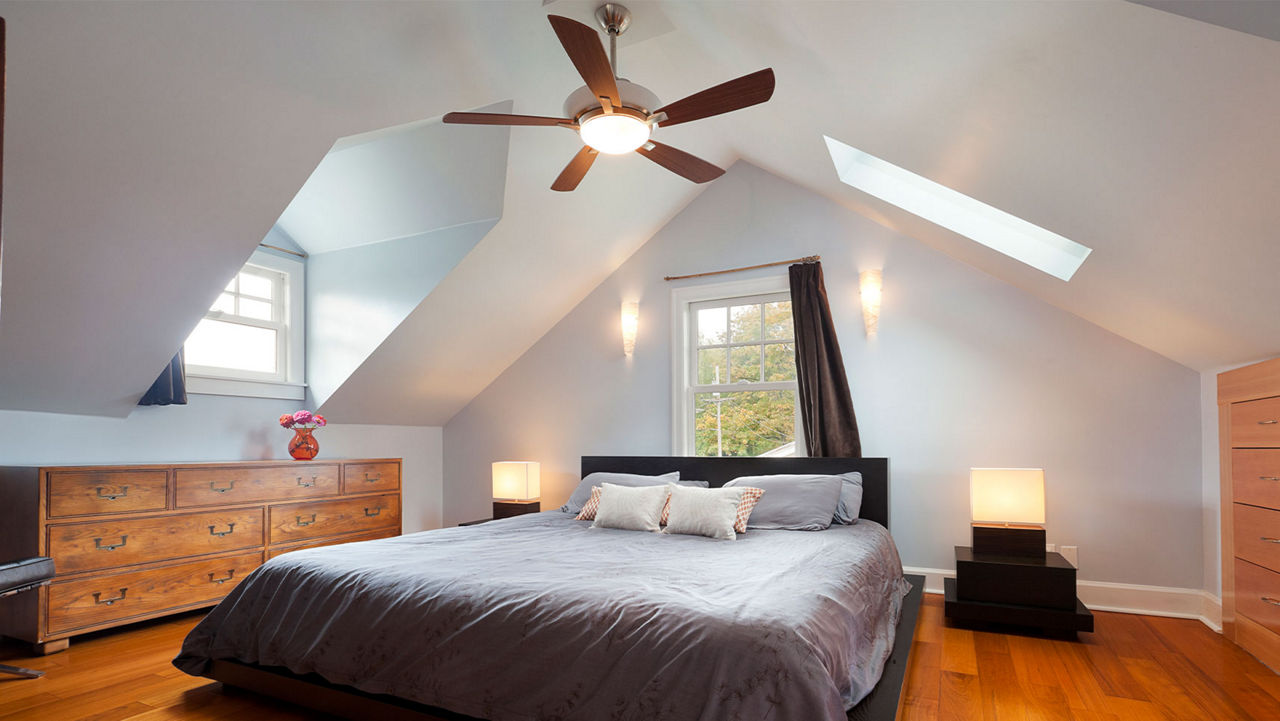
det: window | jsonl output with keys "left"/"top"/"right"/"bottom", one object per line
{"left": 672, "top": 277, "right": 802, "bottom": 456}
{"left": 824, "top": 135, "right": 1091, "bottom": 281}
{"left": 184, "top": 250, "right": 305, "bottom": 399}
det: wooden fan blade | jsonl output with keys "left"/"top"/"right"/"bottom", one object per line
{"left": 552, "top": 146, "right": 599, "bottom": 192}
{"left": 548, "top": 15, "right": 620, "bottom": 111}
{"left": 443, "top": 112, "right": 573, "bottom": 127}
{"left": 653, "top": 69, "right": 775, "bottom": 128}
{"left": 635, "top": 141, "right": 725, "bottom": 184}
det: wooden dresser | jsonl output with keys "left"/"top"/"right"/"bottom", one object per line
{"left": 1220, "top": 360, "right": 1280, "bottom": 670}
{"left": 0, "top": 458, "right": 402, "bottom": 654}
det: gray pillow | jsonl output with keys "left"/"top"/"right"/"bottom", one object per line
{"left": 834, "top": 472, "right": 863, "bottom": 525}
{"left": 560, "top": 471, "right": 680, "bottom": 514}
{"left": 724, "top": 474, "right": 843, "bottom": 530}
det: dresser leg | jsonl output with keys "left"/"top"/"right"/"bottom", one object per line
{"left": 33, "top": 638, "right": 68, "bottom": 655}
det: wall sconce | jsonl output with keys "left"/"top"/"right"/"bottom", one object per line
{"left": 621, "top": 301, "right": 639, "bottom": 356}
{"left": 859, "top": 269, "right": 882, "bottom": 337}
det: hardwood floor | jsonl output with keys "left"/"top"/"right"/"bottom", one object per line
{"left": 0, "top": 593, "right": 1276, "bottom": 720}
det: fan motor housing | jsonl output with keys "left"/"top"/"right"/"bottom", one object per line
{"left": 563, "top": 79, "right": 660, "bottom": 120}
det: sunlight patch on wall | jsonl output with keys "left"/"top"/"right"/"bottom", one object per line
{"left": 824, "top": 136, "right": 1091, "bottom": 281}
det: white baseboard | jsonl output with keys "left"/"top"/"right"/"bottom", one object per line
{"left": 904, "top": 565, "right": 1223, "bottom": 633}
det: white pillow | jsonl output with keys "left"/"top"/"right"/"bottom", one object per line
{"left": 591, "top": 483, "right": 669, "bottom": 533}
{"left": 663, "top": 484, "right": 747, "bottom": 541}
{"left": 834, "top": 472, "right": 863, "bottom": 525}
{"left": 560, "top": 471, "right": 680, "bottom": 514}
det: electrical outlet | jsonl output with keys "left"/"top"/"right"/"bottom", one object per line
{"left": 1061, "top": 545, "right": 1078, "bottom": 568}
{"left": 1046, "top": 543, "right": 1056, "bottom": 553}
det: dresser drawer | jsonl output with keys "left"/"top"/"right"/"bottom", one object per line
{"left": 46, "top": 551, "right": 261, "bottom": 635}
{"left": 1233, "top": 449, "right": 1280, "bottom": 510}
{"left": 1235, "top": 504, "right": 1280, "bottom": 573}
{"left": 1236, "top": 558, "right": 1280, "bottom": 635}
{"left": 343, "top": 461, "right": 400, "bottom": 494}
{"left": 267, "top": 528, "right": 399, "bottom": 560}
{"left": 47, "top": 469, "right": 168, "bottom": 518}
{"left": 269, "top": 494, "right": 400, "bottom": 545}
{"left": 1232, "top": 396, "right": 1280, "bottom": 448}
{"left": 49, "top": 508, "right": 264, "bottom": 574}
{"left": 175, "top": 464, "right": 339, "bottom": 507}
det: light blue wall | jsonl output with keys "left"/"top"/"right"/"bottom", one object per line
{"left": 0, "top": 394, "right": 443, "bottom": 532}
{"left": 442, "top": 162, "right": 1202, "bottom": 589}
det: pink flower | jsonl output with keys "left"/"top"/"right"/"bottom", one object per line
{"left": 292, "top": 410, "right": 313, "bottom": 425}
{"left": 278, "top": 414, "right": 295, "bottom": 428}
{"left": 313, "top": 414, "right": 327, "bottom": 427}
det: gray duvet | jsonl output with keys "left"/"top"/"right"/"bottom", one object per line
{"left": 174, "top": 511, "right": 910, "bottom": 721}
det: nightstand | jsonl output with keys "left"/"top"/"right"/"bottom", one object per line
{"left": 944, "top": 545, "right": 1093, "bottom": 635}
{"left": 493, "top": 499, "right": 540, "bottom": 519}
{"left": 458, "top": 518, "right": 492, "bottom": 527}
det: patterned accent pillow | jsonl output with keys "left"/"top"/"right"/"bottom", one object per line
{"left": 734, "top": 487, "right": 765, "bottom": 533}
{"left": 575, "top": 485, "right": 604, "bottom": 521}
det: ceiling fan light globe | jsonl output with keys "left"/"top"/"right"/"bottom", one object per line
{"left": 579, "top": 114, "right": 651, "bottom": 155}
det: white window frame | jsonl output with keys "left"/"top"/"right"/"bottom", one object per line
{"left": 670, "top": 275, "right": 804, "bottom": 456}
{"left": 186, "top": 249, "right": 306, "bottom": 401}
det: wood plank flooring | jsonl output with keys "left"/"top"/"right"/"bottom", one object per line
{"left": 0, "top": 593, "right": 1276, "bottom": 720}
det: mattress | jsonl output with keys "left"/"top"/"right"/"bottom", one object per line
{"left": 174, "top": 511, "right": 910, "bottom": 721}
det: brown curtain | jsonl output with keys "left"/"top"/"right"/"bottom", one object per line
{"left": 138, "top": 349, "right": 188, "bottom": 406}
{"left": 789, "top": 261, "right": 861, "bottom": 457}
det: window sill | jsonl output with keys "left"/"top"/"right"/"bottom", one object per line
{"left": 186, "top": 375, "right": 306, "bottom": 401}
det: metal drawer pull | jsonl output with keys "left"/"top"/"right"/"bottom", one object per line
{"left": 209, "top": 480, "right": 236, "bottom": 493}
{"left": 1261, "top": 476, "right": 1280, "bottom": 481}
{"left": 1263, "top": 596, "right": 1280, "bottom": 607}
{"left": 1260, "top": 420, "right": 1279, "bottom": 425}
{"left": 364, "top": 507, "right": 381, "bottom": 517}
{"left": 94, "top": 535, "right": 128, "bottom": 551}
{"left": 364, "top": 473, "right": 381, "bottom": 483}
{"left": 296, "top": 514, "right": 317, "bottom": 527}
{"left": 95, "top": 486, "right": 128, "bottom": 500}
{"left": 1262, "top": 537, "right": 1280, "bottom": 544}
{"left": 93, "top": 588, "right": 128, "bottom": 605}
{"left": 209, "top": 570, "right": 235, "bottom": 585}
{"left": 296, "top": 476, "right": 317, "bottom": 488}
{"left": 208, "top": 523, "right": 236, "bottom": 537}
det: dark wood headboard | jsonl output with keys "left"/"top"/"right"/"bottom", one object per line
{"left": 581, "top": 456, "right": 890, "bottom": 530}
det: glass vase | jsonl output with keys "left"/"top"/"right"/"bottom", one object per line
{"left": 288, "top": 427, "right": 319, "bottom": 461}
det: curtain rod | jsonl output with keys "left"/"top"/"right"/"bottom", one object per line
{"left": 259, "top": 242, "right": 308, "bottom": 259}
{"left": 663, "top": 255, "right": 819, "bottom": 282}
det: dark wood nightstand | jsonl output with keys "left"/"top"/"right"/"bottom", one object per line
{"left": 493, "top": 500, "right": 540, "bottom": 519}
{"left": 944, "top": 545, "right": 1093, "bottom": 635}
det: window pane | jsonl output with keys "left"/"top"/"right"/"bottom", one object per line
{"left": 697, "top": 307, "right": 727, "bottom": 346}
{"left": 697, "top": 348, "right": 727, "bottom": 385}
{"left": 693, "top": 390, "right": 796, "bottom": 457}
{"left": 211, "top": 293, "right": 235, "bottom": 314}
{"left": 764, "top": 343, "right": 796, "bottom": 381}
{"left": 764, "top": 301, "right": 793, "bottom": 340}
{"left": 185, "top": 318, "right": 277, "bottom": 374}
{"left": 729, "top": 345, "right": 761, "bottom": 383}
{"left": 729, "top": 304, "right": 761, "bottom": 342}
{"left": 239, "top": 272, "right": 274, "bottom": 300}
{"left": 238, "top": 297, "right": 273, "bottom": 321}
{"left": 224, "top": 278, "right": 237, "bottom": 292}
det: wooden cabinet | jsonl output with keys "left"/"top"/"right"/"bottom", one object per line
{"left": 1220, "top": 359, "right": 1280, "bottom": 670}
{"left": 0, "top": 458, "right": 401, "bottom": 652}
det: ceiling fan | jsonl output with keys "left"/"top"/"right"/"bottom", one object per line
{"left": 443, "top": 3, "right": 775, "bottom": 192}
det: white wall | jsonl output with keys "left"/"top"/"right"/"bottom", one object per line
{"left": 0, "top": 394, "right": 444, "bottom": 533}
{"left": 443, "top": 162, "right": 1203, "bottom": 589}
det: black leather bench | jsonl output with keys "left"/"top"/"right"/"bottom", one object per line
{"left": 0, "top": 557, "right": 55, "bottom": 678}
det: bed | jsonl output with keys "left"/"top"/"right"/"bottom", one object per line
{"left": 174, "top": 456, "right": 921, "bottom": 721}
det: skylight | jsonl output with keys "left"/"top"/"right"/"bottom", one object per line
{"left": 823, "top": 136, "right": 1091, "bottom": 281}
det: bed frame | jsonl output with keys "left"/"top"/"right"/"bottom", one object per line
{"left": 203, "top": 456, "right": 922, "bottom": 721}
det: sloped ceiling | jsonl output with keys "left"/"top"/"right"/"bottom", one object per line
{"left": 0, "top": 1, "right": 1276, "bottom": 421}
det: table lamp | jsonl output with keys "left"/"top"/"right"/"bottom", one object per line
{"left": 492, "top": 461, "right": 541, "bottom": 519}
{"left": 969, "top": 468, "right": 1045, "bottom": 557}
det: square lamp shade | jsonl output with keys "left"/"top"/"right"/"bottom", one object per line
{"left": 970, "top": 468, "right": 1045, "bottom": 525}
{"left": 492, "top": 461, "right": 540, "bottom": 501}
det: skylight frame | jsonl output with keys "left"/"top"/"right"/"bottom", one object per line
{"left": 823, "top": 136, "right": 1091, "bottom": 281}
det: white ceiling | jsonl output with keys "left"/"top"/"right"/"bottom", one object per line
{"left": 0, "top": 1, "right": 1276, "bottom": 420}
